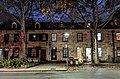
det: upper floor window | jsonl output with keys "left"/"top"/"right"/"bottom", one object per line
{"left": 77, "top": 33, "right": 83, "bottom": 42}
{"left": 62, "top": 33, "right": 68, "bottom": 42}
{"left": 97, "top": 33, "right": 102, "bottom": 41}
{"left": 41, "top": 34, "right": 48, "bottom": 41}
{"left": 116, "top": 33, "right": 120, "bottom": 41}
{"left": 29, "top": 33, "right": 48, "bottom": 41}
{"left": 11, "top": 22, "right": 17, "bottom": 29}
{"left": 51, "top": 33, "right": 57, "bottom": 42}
{"left": 35, "top": 22, "right": 41, "bottom": 29}
{"left": 14, "top": 34, "right": 19, "bottom": 42}
{"left": 4, "top": 34, "right": 9, "bottom": 44}
{"left": 29, "top": 34, "right": 40, "bottom": 41}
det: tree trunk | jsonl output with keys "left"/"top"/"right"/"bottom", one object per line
{"left": 21, "top": 14, "right": 26, "bottom": 59}
{"left": 94, "top": 31, "right": 99, "bottom": 64}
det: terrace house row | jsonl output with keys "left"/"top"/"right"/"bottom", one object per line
{"left": 0, "top": 20, "right": 120, "bottom": 63}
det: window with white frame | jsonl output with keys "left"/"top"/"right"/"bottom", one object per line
{"left": 97, "top": 33, "right": 102, "bottom": 41}
{"left": 62, "top": 34, "right": 68, "bottom": 42}
{"left": 98, "top": 48, "right": 102, "bottom": 57}
{"left": 77, "top": 33, "right": 83, "bottom": 41}
{"left": 51, "top": 33, "right": 57, "bottom": 41}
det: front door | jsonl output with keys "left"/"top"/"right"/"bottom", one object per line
{"left": 40, "top": 48, "right": 46, "bottom": 62}
{"left": 4, "top": 49, "right": 8, "bottom": 59}
{"left": 86, "top": 48, "right": 91, "bottom": 62}
{"left": 36, "top": 47, "right": 41, "bottom": 62}
{"left": 51, "top": 47, "right": 57, "bottom": 60}
{"left": 77, "top": 47, "right": 83, "bottom": 63}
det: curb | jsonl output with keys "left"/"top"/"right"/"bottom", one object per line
{"left": 0, "top": 68, "right": 67, "bottom": 72}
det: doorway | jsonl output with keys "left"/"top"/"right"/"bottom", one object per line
{"left": 40, "top": 48, "right": 46, "bottom": 63}
{"left": 86, "top": 48, "right": 91, "bottom": 62}
{"left": 36, "top": 47, "right": 41, "bottom": 62}
{"left": 4, "top": 48, "right": 9, "bottom": 59}
{"left": 77, "top": 47, "right": 83, "bottom": 63}
{"left": 51, "top": 47, "right": 57, "bottom": 60}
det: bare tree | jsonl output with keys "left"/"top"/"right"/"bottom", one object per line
{"left": 36, "top": 0, "right": 120, "bottom": 64}
{"left": 0, "top": 0, "right": 35, "bottom": 59}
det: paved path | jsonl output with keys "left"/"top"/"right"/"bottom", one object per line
{"left": 29, "top": 63, "right": 67, "bottom": 70}
{"left": 0, "top": 63, "right": 67, "bottom": 72}
{"left": 0, "top": 68, "right": 120, "bottom": 79}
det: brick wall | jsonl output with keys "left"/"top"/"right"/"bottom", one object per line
{"left": 0, "top": 29, "right": 120, "bottom": 62}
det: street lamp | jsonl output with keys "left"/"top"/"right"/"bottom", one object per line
{"left": 64, "top": 32, "right": 69, "bottom": 67}
{"left": 87, "top": 20, "right": 91, "bottom": 27}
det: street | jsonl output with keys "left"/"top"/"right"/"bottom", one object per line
{"left": 0, "top": 68, "right": 120, "bottom": 79}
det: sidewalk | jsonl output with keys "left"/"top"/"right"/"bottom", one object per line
{"left": 0, "top": 63, "right": 67, "bottom": 72}
{"left": 0, "top": 63, "right": 120, "bottom": 72}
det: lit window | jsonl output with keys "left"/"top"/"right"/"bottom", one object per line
{"left": 97, "top": 33, "right": 102, "bottom": 41}
{"left": 63, "top": 47, "right": 69, "bottom": 58}
{"left": 62, "top": 34, "right": 68, "bottom": 42}
{"left": 29, "top": 34, "right": 48, "bottom": 41}
{"left": 117, "top": 47, "right": 120, "bottom": 57}
{"left": 0, "top": 48, "right": 2, "bottom": 60}
{"left": 98, "top": 48, "right": 102, "bottom": 57}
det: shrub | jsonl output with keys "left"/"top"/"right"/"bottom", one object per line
{"left": 0, "top": 58, "right": 26, "bottom": 68}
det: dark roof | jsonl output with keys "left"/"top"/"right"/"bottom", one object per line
{"left": 0, "top": 20, "right": 120, "bottom": 30}
{"left": 26, "top": 22, "right": 85, "bottom": 30}
{"left": 0, "top": 20, "right": 21, "bottom": 30}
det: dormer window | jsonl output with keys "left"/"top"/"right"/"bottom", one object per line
{"left": 35, "top": 22, "right": 41, "bottom": 29}
{"left": 11, "top": 22, "right": 17, "bottom": 29}
{"left": 59, "top": 21, "right": 64, "bottom": 28}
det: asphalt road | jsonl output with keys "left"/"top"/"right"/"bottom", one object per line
{"left": 0, "top": 68, "right": 120, "bottom": 79}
